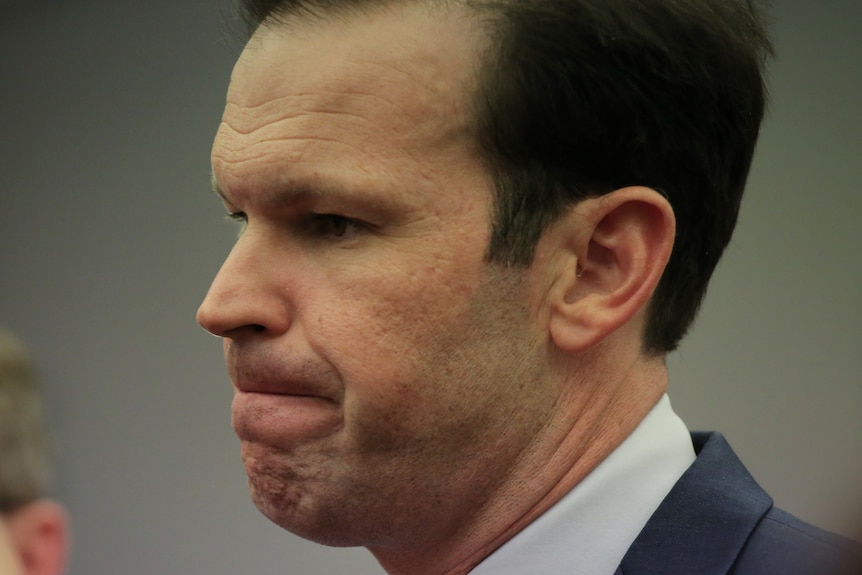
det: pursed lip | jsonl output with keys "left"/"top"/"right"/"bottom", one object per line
{"left": 230, "top": 375, "right": 333, "bottom": 400}
{"left": 225, "top": 350, "right": 344, "bottom": 445}
{"left": 226, "top": 354, "right": 340, "bottom": 402}
{"left": 231, "top": 387, "right": 342, "bottom": 445}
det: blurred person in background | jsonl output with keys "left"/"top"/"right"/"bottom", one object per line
{"left": 0, "top": 328, "right": 68, "bottom": 575}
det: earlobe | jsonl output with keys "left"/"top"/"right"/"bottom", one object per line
{"left": 5, "top": 500, "right": 69, "bottom": 575}
{"left": 547, "top": 187, "right": 675, "bottom": 353}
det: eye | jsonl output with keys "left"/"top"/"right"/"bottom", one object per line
{"left": 313, "top": 214, "right": 361, "bottom": 239}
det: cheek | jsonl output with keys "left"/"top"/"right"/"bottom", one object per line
{"left": 315, "top": 252, "right": 485, "bottom": 370}
{"left": 308, "top": 260, "right": 487, "bottom": 438}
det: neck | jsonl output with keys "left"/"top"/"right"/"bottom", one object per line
{"left": 371, "top": 349, "right": 669, "bottom": 575}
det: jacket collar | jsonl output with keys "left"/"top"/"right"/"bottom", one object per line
{"left": 615, "top": 432, "right": 773, "bottom": 575}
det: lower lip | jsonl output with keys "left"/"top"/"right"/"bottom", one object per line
{"left": 231, "top": 391, "right": 341, "bottom": 446}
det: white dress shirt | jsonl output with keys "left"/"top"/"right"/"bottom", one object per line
{"left": 470, "top": 394, "right": 695, "bottom": 575}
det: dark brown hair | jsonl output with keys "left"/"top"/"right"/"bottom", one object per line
{"left": 237, "top": 0, "right": 773, "bottom": 353}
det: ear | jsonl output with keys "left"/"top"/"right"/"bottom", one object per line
{"left": 4, "top": 500, "right": 69, "bottom": 575}
{"left": 546, "top": 186, "right": 675, "bottom": 353}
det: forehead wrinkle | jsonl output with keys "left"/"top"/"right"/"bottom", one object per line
{"left": 213, "top": 116, "right": 410, "bottom": 210}
{"left": 220, "top": 87, "right": 463, "bottom": 175}
{"left": 213, "top": 3, "right": 488, "bottom": 215}
{"left": 222, "top": 87, "right": 419, "bottom": 140}
{"left": 221, "top": 94, "right": 373, "bottom": 136}
{"left": 213, "top": 135, "right": 397, "bottom": 197}
{"left": 217, "top": 95, "right": 409, "bottom": 159}
{"left": 216, "top": 101, "right": 382, "bottom": 174}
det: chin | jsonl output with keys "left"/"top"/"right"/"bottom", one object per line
{"left": 248, "top": 476, "right": 369, "bottom": 548}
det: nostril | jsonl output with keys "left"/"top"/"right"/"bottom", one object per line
{"left": 221, "top": 323, "right": 269, "bottom": 339}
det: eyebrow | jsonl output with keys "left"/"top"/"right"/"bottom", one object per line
{"left": 210, "top": 173, "right": 400, "bottom": 216}
{"left": 211, "top": 174, "right": 322, "bottom": 209}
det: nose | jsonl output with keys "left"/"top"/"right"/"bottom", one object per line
{"left": 196, "top": 233, "right": 292, "bottom": 339}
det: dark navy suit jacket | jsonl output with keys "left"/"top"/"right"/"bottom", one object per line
{"left": 614, "top": 432, "right": 854, "bottom": 575}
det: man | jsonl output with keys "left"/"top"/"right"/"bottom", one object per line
{"left": 0, "top": 328, "right": 69, "bottom": 575}
{"left": 196, "top": 0, "right": 852, "bottom": 573}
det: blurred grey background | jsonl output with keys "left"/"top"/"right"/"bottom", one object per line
{"left": 1, "top": 1, "right": 859, "bottom": 574}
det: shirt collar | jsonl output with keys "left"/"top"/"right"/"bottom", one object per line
{"left": 470, "top": 394, "right": 695, "bottom": 575}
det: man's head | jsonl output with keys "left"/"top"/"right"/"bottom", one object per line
{"left": 197, "top": 1, "right": 770, "bottom": 571}
{"left": 0, "top": 329, "right": 68, "bottom": 575}
{"left": 237, "top": 0, "right": 773, "bottom": 353}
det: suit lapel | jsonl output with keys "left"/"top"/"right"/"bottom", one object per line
{"left": 614, "top": 432, "right": 773, "bottom": 575}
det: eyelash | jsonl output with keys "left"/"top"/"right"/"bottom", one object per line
{"left": 227, "top": 211, "right": 247, "bottom": 223}
{"left": 225, "top": 211, "right": 364, "bottom": 240}
{"left": 311, "top": 214, "right": 362, "bottom": 238}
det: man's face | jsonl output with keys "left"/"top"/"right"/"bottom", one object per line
{"left": 198, "top": 5, "right": 559, "bottom": 552}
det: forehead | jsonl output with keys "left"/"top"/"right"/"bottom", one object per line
{"left": 234, "top": 4, "right": 481, "bottom": 106}
{"left": 214, "top": 4, "right": 485, "bottom": 200}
